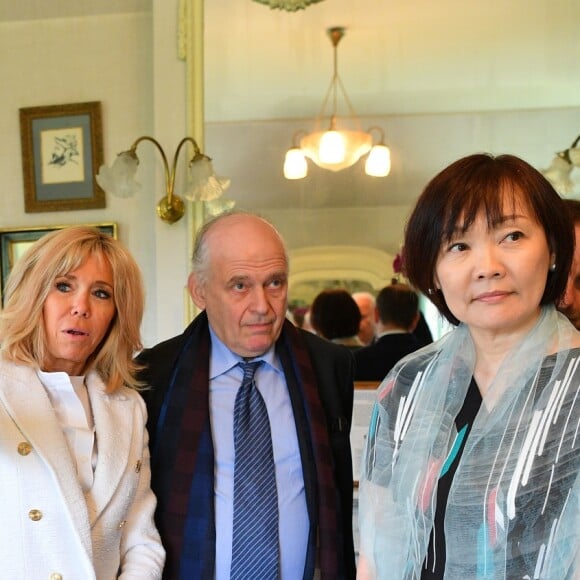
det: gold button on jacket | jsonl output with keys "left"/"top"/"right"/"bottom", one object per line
{"left": 28, "top": 509, "right": 42, "bottom": 521}
{"left": 18, "top": 441, "right": 32, "bottom": 456}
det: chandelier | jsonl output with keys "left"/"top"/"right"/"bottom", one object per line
{"left": 283, "top": 27, "right": 391, "bottom": 180}
{"left": 96, "top": 136, "right": 230, "bottom": 224}
{"left": 542, "top": 135, "right": 580, "bottom": 196}
{"left": 251, "top": 0, "right": 324, "bottom": 11}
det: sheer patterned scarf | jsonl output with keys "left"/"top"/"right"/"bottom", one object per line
{"left": 359, "top": 306, "right": 579, "bottom": 579}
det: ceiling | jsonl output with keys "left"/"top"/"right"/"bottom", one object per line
{"left": 203, "top": 0, "right": 579, "bottom": 123}
{"left": 0, "top": 1, "right": 149, "bottom": 22}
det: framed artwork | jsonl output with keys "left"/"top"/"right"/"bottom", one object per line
{"left": 0, "top": 223, "right": 117, "bottom": 303}
{"left": 19, "top": 102, "right": 106, "bottom": 213}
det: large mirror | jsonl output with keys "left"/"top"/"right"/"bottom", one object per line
{"left": 204, "top": 0, "right": 580, "bottom": 312}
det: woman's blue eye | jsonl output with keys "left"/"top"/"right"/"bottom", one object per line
{"left": 94, "top": 289, "right": 111, "bottom": 299}
{"left": 56, "top": 281, "right": 70, "bottom": 292}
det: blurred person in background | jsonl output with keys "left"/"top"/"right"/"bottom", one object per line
{"left": 352, "top": 291, "right": 377, "bottom": 346}
{"left": 354, "top": 283, "right": 421, "bottom": 382}
{"left": 310, "top": 288, "right": 363, "bottom": 351}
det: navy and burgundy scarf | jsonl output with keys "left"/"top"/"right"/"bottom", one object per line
{"left": 151, "top": 314, "right": 342, "bottom": 579}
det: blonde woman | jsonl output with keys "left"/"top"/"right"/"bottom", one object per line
{"left": 0, "top": 226, "right": 164, "bottom": 579}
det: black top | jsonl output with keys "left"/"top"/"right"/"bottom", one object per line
{"left": 354, "top": 333, "right": 421, "bottom": 381}
{"left": 413, "top": 312, "right": 434, "bottom": 347}
{"left": 421, "top": 378, "right": 483, "bottom": 579}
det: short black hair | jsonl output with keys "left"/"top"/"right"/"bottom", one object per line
{"left": 376, "top": 284, "right": 419, "bottom": 329}
{"left": 310, "top": 289, "right": 361, "bottom": 340}
{"left": 404, "top": 153, "right": 574, "bottom": 324}
{"left": 563, "top": 198, "right": 580, "bottom": 225}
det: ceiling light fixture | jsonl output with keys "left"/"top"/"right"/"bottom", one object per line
{"left": 283, "top": 27, "right": 391, "bottom": 180}
{"left": 96, "top": 136, "right": 230, "bottom": 224}
{"left": 542, "top": 135, "right": 580, "bottom": 196}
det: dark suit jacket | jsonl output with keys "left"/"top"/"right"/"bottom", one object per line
{"left": 354, "top": 332, "right": 421, "bottom": 382}
{"left": 138, "top": 313, "right": 356, "bottom": 579}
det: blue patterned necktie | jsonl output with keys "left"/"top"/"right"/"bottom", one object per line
{"left": 230, "top": 360, "right": 280, "bottom": 579}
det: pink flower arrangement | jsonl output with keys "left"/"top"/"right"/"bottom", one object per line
{"left": 393, "top": 251, "right": 404, "bottom": 274}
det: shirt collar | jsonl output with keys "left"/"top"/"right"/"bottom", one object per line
{"left": 377, "top": 329, "right": 408, "bottom": 338}
{"left": 208, "top": 325, "right": 282, "bottom": 379}
{"left": 37, "top": 368, "right": 85, "bottom": 392}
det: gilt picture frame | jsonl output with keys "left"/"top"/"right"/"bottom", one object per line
{"left": 0, "top": 223, "right": 117, "bottom": 303}
{"left": 19, "top": 102, "right": 106, "bottom": 213}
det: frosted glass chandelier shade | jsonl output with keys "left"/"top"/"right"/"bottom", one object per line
{"left": 300, "top": 129, "right": 372, "bottom": 172}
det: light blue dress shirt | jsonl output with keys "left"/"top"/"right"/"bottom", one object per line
{"left": 208, "top": 328, "right": 309, "bottom": 580}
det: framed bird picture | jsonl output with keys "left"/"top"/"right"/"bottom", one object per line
{"left": 19, "top": 101, "right": 106, "bottom": 212}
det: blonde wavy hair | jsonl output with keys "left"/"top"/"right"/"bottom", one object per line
{"left": 0, "top": 226, "right": 144, "bottom": 392}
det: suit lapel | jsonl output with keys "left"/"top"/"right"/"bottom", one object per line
{"left": 86, "top": 371, "right": 132, "bottom": 525}
{"left": 276, "top": 335, "right": 318, "bottom": 579}
{"left": 0, "top": 359, "right": 93, "bottom": 557}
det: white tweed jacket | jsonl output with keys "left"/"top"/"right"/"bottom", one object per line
{"left": 0, "top": 356, "right": 165, "bottom": 579}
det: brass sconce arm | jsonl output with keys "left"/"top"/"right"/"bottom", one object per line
{"left": 97, "top": 136, "right": 228, "bottom": 225}
{"left": 127, "top": 136, "right": 203, "bottom": 224}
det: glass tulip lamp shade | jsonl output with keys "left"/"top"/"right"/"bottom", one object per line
{"left": 96, "top": 151, "right": 141, "bottom": 198}
{"left": 365, "top": 144, "right": 391, "bottom": 177}
{"left": 185, "top": 153, "right": 231, "bottom": 202}
{"left": 284, "top": 147, "right": 308, "bottom": 179}
{"left": 543, "top": 154, "right": 574, "bottom": 195}
{"left": 542, "top": 135, "right": 580, "bottom": 197}
{"left": 569, "top": 146, "right": 580, "bottom": 166}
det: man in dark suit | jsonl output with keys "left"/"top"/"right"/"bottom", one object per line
{"left": 138, "top": 211, "right": 356, "bottom": 580}
{"left": 354, "top": 283, "right": 422, "bottom": 382}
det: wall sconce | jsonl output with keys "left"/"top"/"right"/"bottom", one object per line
{"left": 96, "top": 136, "right": 230, "bottom": 224}
{"left": 542, "top": 135, "right": 580, "bottom": 196}
{"left": 283, "top": 27, "right": 391, "bottom": 180}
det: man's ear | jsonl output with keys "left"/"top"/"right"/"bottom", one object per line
{"left": 188, "top": 272, "right": 206, "bottom": 310}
